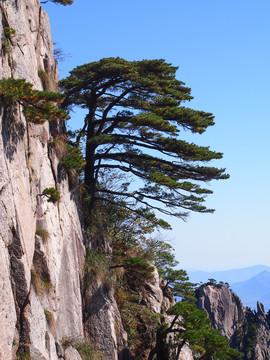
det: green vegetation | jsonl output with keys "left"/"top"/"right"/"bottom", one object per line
{"left": 233, "top": 311, "right": 259, "bottom": 359}
{"left": 0, "top": 0, "right": 237, "bottom": 356}
{"left": 148, "top": 272, "right": 243, "bottom": 360}
{"left": 60, "top": 144, "right": 86, "bottom": 173}
{"left": 142, "top": 236, "right": 178, "bottom": 274}
{"left": 1, "top": 36, "right": 11, "bottom": 54}
{"left": 165, "top": 302, "right": 242, "bottom": 360}
{"left": 58, "top": 58, "right": 231, "bottom": 360}
{"left": 41, "top": 0, "right": 73, "bottom": 5}
{"left": 44, "top": 309, "right": 54, "bottom": 327}
{"left": 115, "top": 286, "right": 159, "bottom": 353}
{"left": 162, "top": 268, "right": 197, "bottom": 302}
{"left": 34, "top": 40, "right": 232, "bottom": 359}
{"left": 60, "top": 336, "right": 103, "bottom": 360}
{"left": 16, "top": 352, "right": 33, "bottom": 360}
{"left": 35, "top": 226, "right": 49, "bottom": 240}
{"left": 1, "top": 27, "right": 16, "bottom": 55}
{"left": 75, "top": 341, "right": 103, "bottom": 360}
{"left": 4, "top": 27, "right": 16, "bottom": 36}
{"left": 37, "top": 69, "right": 57, "bottom": 91}
{"left": 37, "top": 69, "right": 46, "bottom": 78}
{"left": 59, "top": 143, "right": 86, "bottom": 185}
{"left": 60, "top": 57, "right": 229, "bottom": 223}
{"left": 83, "top": 247, "right": 110, "bottom": 286}
{"left": 31, "top": 269, "right": 52, "bottom": 293}
{"left": 41, "top": 187, "right": 61, "bottom": 203}
{"left": 60, "top": 335, "right": 73, "bottom": 349}
{"left": 121, "top": 256, "right": 154, "bottom": 278}
{"left": 0, "top": 78, "right": 67, "bottom": 123}
{"left": 80, "top": 198, "right": 240, "bottom": 358}
{"left": 196, "top": 278, "right": 231, "bottom": 291}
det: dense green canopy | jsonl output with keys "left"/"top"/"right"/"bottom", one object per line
{"left": 60, "top": 57, "right": 229, "bottom": 220}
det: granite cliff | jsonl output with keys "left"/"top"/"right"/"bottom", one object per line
{"left": 0, "top": 1, "right": 193, "bottom": 359}
{"left": 197, "top": 284, "right": 270, "bottom": 360}
{"left": 0, "top": 0, "right": 85, "bottom": 358}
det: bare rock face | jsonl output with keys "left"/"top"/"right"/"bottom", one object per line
{"left": 197, "top": 285, "right": 270, "bottom": 360}
{"left": 0, "top": 1, "right": 85, "bottom": 358}
{"left": 84, "top": 280, "right": 127, "bottom": 360}
{"left": 178, "top": 345, "right": 194, "bottom": 360}
{"left": 196, "top": 284, "right": 246, "bottom": 339}
{"left": 64, "top": 346, "right": 83, "bottom": 360}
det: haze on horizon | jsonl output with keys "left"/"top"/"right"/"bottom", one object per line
{"left": 43, "top": 0, "right": 270, "bottom": 272}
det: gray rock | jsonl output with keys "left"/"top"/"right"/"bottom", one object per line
{"left": 0, "top": 1, "right": 85, "bottom": 358}
{"left": 64, "top": 346, "right": 82, "bottom": 360}
{"left": 197, "top": 285, "right": 270, "bottom": 360}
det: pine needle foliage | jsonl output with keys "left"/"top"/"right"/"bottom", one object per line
{"left": 0, "top": 78, "right": 67, "bottom": 123}
{"left": 42, "top": 0, "right": 73, "bottom": 5}
{"left": 41, "top": 187, "right": 61, "bottom": 203}
{"left": 148, "top": 284, "right": 243, "bottom": 360}
{"left": 60, "top": 57, "right": 229, "bottom": 221}
{"left": 165, "top": 301, "right": 243, "bottom": 360}
{"left": 60, "top": 144, "right": 86, "bottom": 172}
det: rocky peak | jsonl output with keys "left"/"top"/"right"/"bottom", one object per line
{"left": 196, "top": 284, "right": 246, "bottom": 339}
{"left": 197, "top": 284, "right": 270, "bottom": 360}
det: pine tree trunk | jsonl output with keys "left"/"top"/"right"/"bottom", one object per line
{"left": 84, "top": 111, "right": 97, "bottom": 210}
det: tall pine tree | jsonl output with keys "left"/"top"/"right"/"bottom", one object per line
{"left": 60, "top": 57, "right": 229, "bottom": 220}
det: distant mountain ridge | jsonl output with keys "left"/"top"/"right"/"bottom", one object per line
{"left": 187, "top": 264, "right": 270, "bottom": 285}
{"left": 231, "top": 271, "right": 270, "bottom": 310}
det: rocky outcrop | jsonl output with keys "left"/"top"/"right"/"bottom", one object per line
{"left": 196, "top": 284, "right": 246, "bottom": 339}
{"left": 0, "top": 0, "right": 85, "bottom": 358}
{"left": 197, "top": 285, "right": 270, "bottom": 360}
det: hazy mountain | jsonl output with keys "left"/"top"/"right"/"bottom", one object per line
{"left": 231, "top": 271, "right": 270, "bottom": 310}
{"left": 187, "top": 264, "right": 270, "bottom": 285}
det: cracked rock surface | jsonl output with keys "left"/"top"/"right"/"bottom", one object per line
{"left": 0, "top": 1, "right": 84, "bottom": 358}
{"left": 197, "top": 285, "right": 270, "bottom": 360}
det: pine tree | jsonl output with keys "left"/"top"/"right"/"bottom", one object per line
{"left": 148, "top": 274, "right": 243, "bottom": 360}
{"left": 60, "top": 57, "right": 229, "bottom": 220}
{"left": 41, "top": 0, "right": 73, "bottom": 5}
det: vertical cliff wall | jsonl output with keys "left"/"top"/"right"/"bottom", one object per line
{"left": 0, "top": 0, "right": 85, "bottom": 358}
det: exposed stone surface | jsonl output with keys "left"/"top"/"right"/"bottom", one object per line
{"left": 196, "top": 284, "right": 246, "bottom": 339}
{"left": 197, "top": 285, "right": 270, "bottom": 360}
{"left": 64, "top": 346, "right": 82, "bottom": 360}
{"left": 84, "top": 279, "right": 126, "bottom": 360}
{"left": 143, "top": 267, "right": 166, "bottom": 313}
{"left": 0, "top": 0, "right": 84, "bottom": 358}
{"left": 178, "top": 345, "right": 194, "bottom": 360}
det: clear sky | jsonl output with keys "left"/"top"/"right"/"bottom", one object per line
{"left": 43, "top": 0, "right": 270, "bottom": 271}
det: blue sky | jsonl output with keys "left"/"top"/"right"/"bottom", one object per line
{"left": 43, "top": 0, "right": 270, "bottom": 271}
